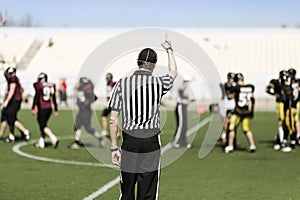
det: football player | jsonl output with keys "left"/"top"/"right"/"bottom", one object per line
{"left": 32, "top": 72, "right": 59, "bottom": 148}
{"left": 2, "top": 67, "right": 30, "bottom": 142}
{"left": 265, "top": 70, "right": 286, "bottom": 150}
{"left": 219, "top": 72, "right": 236, "bottom": 148}
{"left": 69, "top": 77, "right": 106, "bottom": 149}
{"left": 101, "top": 73, "right": 118, "bottom": 138}
{"left": 288, "top": 68, "right": 300, "bottom": 143}
{"left": 280, "top": 71, "right": 298, "bottom": 152}
{"left": 225, "top": 73, "right": 256, "bottom": 153}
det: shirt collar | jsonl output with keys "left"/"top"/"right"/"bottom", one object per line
{"left": 133, "top": 69, "right": 152, "bottom": 76}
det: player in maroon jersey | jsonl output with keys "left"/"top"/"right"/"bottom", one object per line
{"left": 69, "top": 77, "right": 106, "bottom": 149}
{"left": 32, "top": 72, "right": 59, "bottom": 148}
{"left": 2, "top": 67, "right": 30, "bottom": 142}
{"left": 101, "top": 73, "right": 118, "bottom": 137}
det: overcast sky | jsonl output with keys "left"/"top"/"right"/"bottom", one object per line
{"left": 1, "top": 0, "right": 300, "bottom": 27}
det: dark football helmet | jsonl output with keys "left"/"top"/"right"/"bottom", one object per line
{"left": 38, "top": 72, "right": 48, "bottom": 82}
{"left": 288, "top": 68, "right": 296, "bottom": 80}
{"left": 5, "top": 67, "right": 16, "bottom": 75}
{"left": 227, "top": 72, "right": 235, "bottom": 80}
{"left": 234, "top": 73, "right": 244, "bottom": 82}
{"left": 279, "top": 70, "right": 287, "bottom": 84}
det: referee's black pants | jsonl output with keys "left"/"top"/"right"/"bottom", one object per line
{"left": 120, "top": 132, "right": 161, "bottom": 200}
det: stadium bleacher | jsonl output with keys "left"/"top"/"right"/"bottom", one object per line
{"left": 0, "top": 27, "right": 299, "bottom": 109}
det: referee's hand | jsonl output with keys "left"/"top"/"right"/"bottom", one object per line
{"left": 161, "top": 40, "right": 173, "bottom": 52}
{"left": 112, "top": 150, "right": 121, "bottom": 166}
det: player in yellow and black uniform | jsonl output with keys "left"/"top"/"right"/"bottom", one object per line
{"left": 265, "top": 70, "right": 286, "bottom": 150}
{"left": 225, "top": 73, "right": 256, "bottom": 153}
{"left": 288, "top": 68, "right": 300, "bottom": 144}
{"left": 280, "top": 71, "right": 299, "bottom": 152}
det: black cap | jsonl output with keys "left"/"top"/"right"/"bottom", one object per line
{"left": 137, "top": 48, "right": 157, "bottom": 63}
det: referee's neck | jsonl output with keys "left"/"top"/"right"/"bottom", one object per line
{"left": 139, "top": 68, "right": 153, "bottom": 74}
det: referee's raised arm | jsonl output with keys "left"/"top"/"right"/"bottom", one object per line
{"left": 161, "top": 40, "right": 177, "bottom": 80}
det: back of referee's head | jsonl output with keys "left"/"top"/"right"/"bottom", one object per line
{"left": 137, "top": 48, "right": 157, "bottom": 71}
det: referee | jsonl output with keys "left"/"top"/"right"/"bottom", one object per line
{"left": 109, "top": 40, "right": 177, "bottom": 200}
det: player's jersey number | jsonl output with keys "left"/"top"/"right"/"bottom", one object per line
{"left": 238, "top": 92, "right": 253, "bottom": 107}
{"left": 43, "top": 86, "right": 55, "bottom": 101}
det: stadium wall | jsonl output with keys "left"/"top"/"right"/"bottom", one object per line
{"left": 0, "top": 27, "right": 299, "bottom": 111}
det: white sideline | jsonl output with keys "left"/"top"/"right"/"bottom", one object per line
{"left": 83, "top": 116, "right": 210, "bottom": 200}
{"left": 12, "top": 136, "right": 117, "bottom": 168}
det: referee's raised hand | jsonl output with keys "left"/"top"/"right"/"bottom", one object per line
{"left": 161, "top": 40, "right": 173, "bottom": 52}
{"left": 161, "top": 39, "right": 177, "bottom": 79}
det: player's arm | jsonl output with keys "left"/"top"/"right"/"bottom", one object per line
{"left": 52, "top": 87, "right": 58, "bottom": 115}
{"left": 220, "top": 83, "right": 225, "bottom": 99}
{"left": 161, "top": 40, "right": 177, "bottom": 79}
{"left": 3, "top": 83, "right": 16, "bottom": 107}
{"left": 110, "top": 110, "right": 121, "bottom": 166}
{"left": 265, "top": 80, "right": 276, "bottom": 95}
{"left": 31, "top": 88, "right": 40, "bottom": 113}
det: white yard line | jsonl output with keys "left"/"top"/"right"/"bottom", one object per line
{"left": 12, "top": 136, "right": 117, "bottom": 168}
{"left": 83, "top": 116, "right": 210, "bottom": 200}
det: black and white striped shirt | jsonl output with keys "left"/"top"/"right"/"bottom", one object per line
{"left": 108, "top": 70, "right": 174, "bottom": 134}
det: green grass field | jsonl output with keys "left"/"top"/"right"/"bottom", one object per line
{"left": 1, "top": 110, "right": 300, "bottom": 200}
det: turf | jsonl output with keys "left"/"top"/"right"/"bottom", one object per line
{"left": 1, "top": 110, "right": 300, "bottom": 199}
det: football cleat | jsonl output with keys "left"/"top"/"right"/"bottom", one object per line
{"left": 53, "top": 140, "right": 59, "bottom": 149}
{"left": 249, "top": 145, "right": 256, "bottom": 153}
{"left": 273, "top": 144, "right": 281, "bottom": 150}
{"left": 281, "top": 146, "right": 295, "bottom": 153}
{"left": 5, "top": 134, "right": 15, "bottom": 143}
{"left": 35, "top": 137, "right": 45, "bottom": 148}
{"left": 224, "top": 146, "right": 234, "bottom": 153}
{"left": 69, "top": 142, "right": 80, "bottom": 150}
{"left": 24, "top": 130, "right": 30, "bottom": 141}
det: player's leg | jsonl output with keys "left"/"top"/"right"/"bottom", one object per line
{"left": 225, "top": 114, "right": 240, "bottom": 153}
{"left": 296, "top": 102, "right": 300, "bottom": 143}
{"left": 172, "top": 103, "right": 183, "bottom": 148}
{"left": 70, "top": 111, "right": 83, "bottom": 149}
{"left": 241, "top": 117, "right": 256, "bottom": 152}
{"left": 39, "top": 108, "right": 58, "bottom": 148}
{"left": 14, "top": 120, "right": 30, "bottom": 140}
{"left": 5, "top": 102, "right": 19, "bottom": 142}
{"left": 274, "top": 102, "right": 285, "bottom": 149}
{"left": 282, "top": 108, "right": 297, "bottom": 152}
{"left": 0, "top": 121, "right": 7, "bottom": 139}
{"left": 0, "top": 108, "right": 8, "bottom": 139}
{"left": 84, "top": 109, "right": 106, "bottom": 147}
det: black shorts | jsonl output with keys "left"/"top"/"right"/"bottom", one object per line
{"left": 102, "top": 107, "right": 111, "bottom": 117}
{"left": 1, "top": 108, "right": 7, "bottom": 122}
{"left": 6, "top": 101, "right": 21, "bottom": 124}
{"left": 38, "top": 108, "right": 52, "bottom": 130}
{"left": 75, "top": 108, "right": 95, "bottom": 134}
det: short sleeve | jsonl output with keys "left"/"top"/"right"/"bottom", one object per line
{"left": 108, "top": 80, "right": 122, "bottom": 112}
{"left": 160, "top": 74, "right": 174, "bottom": 95}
